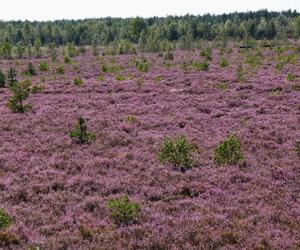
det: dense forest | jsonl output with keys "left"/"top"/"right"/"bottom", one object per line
{"left": 0, "top": 9, "right": 299, "bottom": 58}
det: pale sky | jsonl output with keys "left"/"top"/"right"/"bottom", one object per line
{"left": 1, "top": 0, "right": 299, "bottom": 21}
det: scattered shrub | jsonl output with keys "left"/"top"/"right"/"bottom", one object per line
{"left": 126, "top": 115, "right": 136, "bottom": 123}
{"left": 107, "top": 195, "right": 140, "bottom": 225}
{"left": 69, "top": 117, "right": 96, "bottom": 144}
{"left": 31, "top": 84, "right": 44, "bottom": 94}
{"left": 220, "top": 57, "right": 229, "bottom": 67}
{"left": 25, "top": 62, "right": 36, "bottom": 76}
{"left": 64, "top": 56, "right": 72, "bottom": 64}
{"left": 193, "top": 61, "right": 209, "bottom": 71}
{"left": 200, "top": 48, "right": 212, "bottom": 61}
{"left": 296, "top": 140, "right": 300, "bottom": 156}
{"left": 73, "top": 77, "right": 83, "bottom": 86}
{"left": 39, "top": 61, "right": 48, "bottom": 72}
{"left": 236, "top": 64, "right": 245, "bottom": 82}
{"left": 7, "top": 67, "right": 17, "bottom": 86}
{"left": 214, "top": 134, "right": 244, "bottom": 165}
{"left": 116, "top": 75, "right": 125, "bottom": 81}
{"left": 135, "top": 58, "right": 149, "bottom": 72}
{"left": 158, "top": 135, "right": 195, "bottom": 169}
{"left": 0, "top": 69, "right": 6, "bottom": 87}
{"left": 56, "top": 65, "right": 65, "bottom": 74}
{"left": 97, "top": 75, "right": 104, "bottom": 81}
{"left": 164, "top": 51, "right": 174, "bottom": 60}
{"left": 7, "top": 80, "right": 32, "bottom": 113}
{"left": 0, "top": 209, "right": 12, "bottom": 229}
{"left": 287, "top": 71, "right": 296, "bottom": 81}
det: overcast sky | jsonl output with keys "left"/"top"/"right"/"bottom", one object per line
{"left": 1, "top": 0, "right": 299, "bottom": 21}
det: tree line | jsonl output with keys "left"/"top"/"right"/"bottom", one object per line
{"left": 0, "top": 9, "right": 299, "bottom": 57}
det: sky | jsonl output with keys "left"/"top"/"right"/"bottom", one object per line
{"left": 1, "top": 0, "right": 299, "bottom": 21}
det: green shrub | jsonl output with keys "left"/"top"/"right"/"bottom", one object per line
{"left": 69, "top": 117, "right": 96, "bottom": 144}
{"left": 7, "top": 80, "right": 32, "bottom": 113}
{"left": 193, "top": 61, "right": 209, "bottom": 71}
{"left": 200, "top": 48, "right": 212, "bottom": 61}
{"left": 73, "top": 77, "right": 83, "bottom": 86}
{"left": 31, "top": 84, "right": 44, "bottom": 94}
{"left": 236, "top": 65, "right": 245, "bottom": 82}
{"left": 39, "top": 61, "right": 48, "bottom": 72}
{"left": 24, "top": 62, "right": 36, "bottom": 76}
{"left": 116, "top": 75, "right": 125, "bottom": 81}
{"left": 126, "top": 115, "right": 136, "bottom": 123}
{"left": 7, "top": 67, "right": 17, "bottom": 86}
{"left": 287, "top": 72, "right": 296, "bottom": 81}
{"left": 158, "top": 135, "right": 195, "bottom": 169}
{"left": 135, "top": 58, "right": 149, "bottom": 72}
{"left": 214, "top": 134, "right": 244, "bottom": 165}
{"left": 0, "top": 69, "right": 6, "bottom": 87}
{"left": 296, "top": 140, "right": 300, "bottom": 156}
{"left": 64, "top": 56, "right": 71, "bottom": 64}
{"left": 56, "top": 65, "right": 65, "bottom": 74}
{"left": 107, "top": 195, "right": 140, "bottom": 225}
{"left": 220, "top": 58, "right": 229, "bottom": 67}
{"left": 0, "top": 209, "right": 12, "bottom": 229}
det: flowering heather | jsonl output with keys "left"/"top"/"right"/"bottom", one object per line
{"left": 0, "top": 46, "right": 299, "bottom": 249}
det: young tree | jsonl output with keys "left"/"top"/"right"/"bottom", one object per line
{"left": 7, "top": 67, "right": 17, "bottom": 86}
{"left": 7, "top": 80, "right": 32, "bottom": 113}
{"left": 0, "top": 69, "right": 6, "bottom": 87}
{"left": 25, "top": 62, "right": 36, "bottom": 76}
{"left": 69, "top": 117, "right": 96, "bottom": 144}
{"left": 34, "top": 40, "right": 42, "bottom": 58}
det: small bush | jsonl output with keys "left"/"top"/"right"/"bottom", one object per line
{"left": 135, "top": 58, "right": 149, "bottom": 72}
{"left": 164, "top": 51, "right": 174, "bottom": 60}
{"left": 193, "top": 61, "right": 209, "bottom": 71}
{"left": 64, "top": 56, "right": 71, "bottom": 64}
{"left": 236, "top": 65, "right": 245, "bottom": 82}
{"left": 7, "top": 80, "right": 32, "bottom": 113}
{"left": 7, "top": 67, "right": 17, "bottom": 86}
{"left": 116, "top": 75, "right": 125, "bottom": 81}
{"left": 200, "top": 48, "right": 212, "bottom": 61}
{"left": 220, "top": 58, "right": 229, "bottom": 67}
{"left": 287, "top": 72, "right": 296, "bottom": 81}
{"left": 73, "top": 77, "right": 83, "bottom": 86}
{"left": 158, "top": 135, "right": 195, "bottom": 169}
{"left": 126, "top": 115, "right": 136, "bottom": 123}
{"left": 0, "top": 69, "right": 6, "bottom": 87}
{"left": 296, "top": 140, "right": 300, "bottom": 156}
{"left": 0, "top": 209, "right": 12, "bottom": 229}
{"left": 31, "top": 84, "right": 44, "bottom": 94}
{"left": 69, "top": 117, "right": 96, "bottom": 144}
{"left": 39, "top": 61, "right": 48, "bottom": 72}
{"left": 25, "top": 62, "right": 36, "bottom": 76}
{"left": 214, "top": 134, "right": 244, "bottom": 165}
{"left": 56, "top": 65, "right": 65, "bottom": 74}
{"left": 107, "top": 195, "right": 140, "bottom": 225}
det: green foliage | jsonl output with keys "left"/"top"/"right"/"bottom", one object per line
{"left": 200, "top": 48, "right": 212, "bottom": 61}
{"left": 0, "top": 209, "right": 12, "bottom": 229}
{"left": 56, "top": 65, "right": 65, "bottom": 74}
{"left": 287, "top": 71, "right": 296, "bottom": 81}
{"left": 64, "top": 56, "right": 72, "bottom": 64}
{"left": 69, "top": 117, "right": 96, "bottom": 144}
{"left": 7, "top": 80, "right": 32, "bottom": 113}
{"left": 0, "top": 69, "right": 6, "bottom": 87}
{"left": 25, "top": 62, "right": 36, "bottom": 76}
{"left": 158, "top": 135, "right": 195, "bottom": 169}
{"left": 7, "top": 67, "right": 17, "bottom": 86}
{"left": 236, "top": 64, "right": 245, "bottom": 82}
{"left": 39, "top": 61, "right": 49, "bottom": 72}
{"left": 193, "top": 61, "right": 209, "bottom": 71}
{"left": 126, "top": 115, "right": 136, "bottom": 123}
{"left": 0, "top": 42, "right": 12, "bottom": 59}
{"left": 101, "top": 63, "right": 122, "bottom": 74}
{"left": 31, "top": 84, "right": 44, "bottom": 94}
{"left": 214, "top": 134, "right": 244, "bottom": 165}
{"left": 220, "top": 57, "right": 229, "bottom": 67}
{"left": 48, "top": 43, "right": 57, "bottom": 62}
{"left": 117, "top": 39, "right": 136, "bottom": 55}
{"left": 67, "top": 43, "right": 78, "bottom": 57}
{"left": 163, "top": 51, "right": 174, "bottom": 60}
{"left": 73, "top": 77, "right": 83, "bottom": 86}
{"left": 135, "top": 58, "right": 149, "bottom": 72}
{"left": 217, "top": 82, "right": 229, "bottom": 90}
{"left": 107, "top": 195, "right": 140, "bottom": 225}
{"left": 115, "top": 75, "right": 125, "bottom": 81}
{"left": 296, "top": 140, "right": 300, "bottom": 156}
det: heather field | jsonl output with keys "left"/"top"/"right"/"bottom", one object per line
{"left": 0, "top": 46, "right": 299, "bottom": 249}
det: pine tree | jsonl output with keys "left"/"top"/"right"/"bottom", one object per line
{"left": 0, "top": 69, "right": 6, "bottom": 87}
{"left": 7, "top": 67, "right": 17, "bottom": 86}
